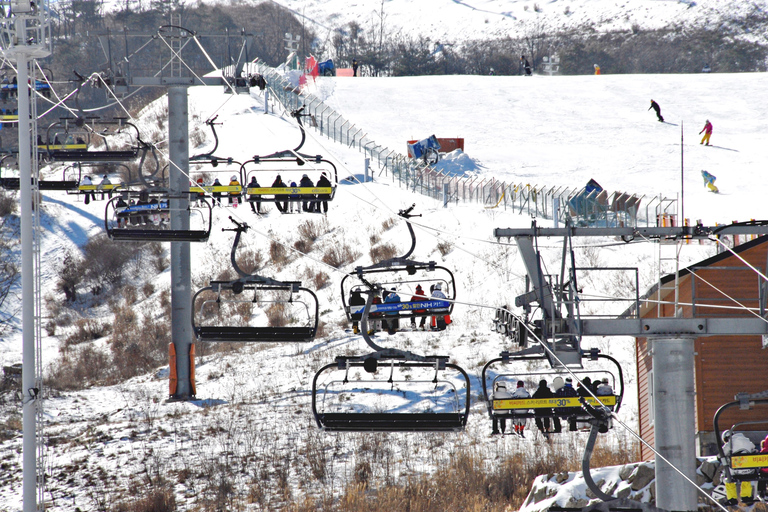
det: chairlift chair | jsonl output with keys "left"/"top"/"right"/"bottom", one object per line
{"left": 240, "top": 155, "right": 338, "bottom": 205}
{"left": 192, "top": 280, "right": 319, "bottom": 342}
{"left": 713, "top": 394, "right": 768, "bottom": 487}
{"left": 481, "top": 349, "right": 624, "bottom": 433}
{"left": 340, "top": 204, "right": 456, "bottom": 325}
{"left": 0, "top": 155, "right": 81, "bottom": 191}
{"left": 312, "top": 354, "right": 470, "bottom": 432}
{"left": 104, "top": 190, "right": 212, "bottom": 242}
{"left": 191, "top": 217, "right": 319, "bottom": 342}
{"left": 44, "top": 117, "right": 147, "bottom": 163}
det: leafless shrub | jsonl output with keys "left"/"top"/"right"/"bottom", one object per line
{"left": 46, "top": 345, "right": 111, "bottom": 390}
{"left": 533, "top": 3, "right": 541, "bottom": 12}
{"left": 298, "top": 218, "right": 328, "bottom": 242}
{"left": 123, "top": 284, "right": 138, "bottom": 305}
{"left": 236, "top": 247, "right": 264, "bottom": 274}
{"left": 312, "top": 270, "right": 330, "bottom": 290}
{"left": 381, "top": 217, "right": 396, "bottom": 231}
{"left": 270, "top": 240, "right": 290, "bottom": 268}
{"left": 0, "top": 190, "right": 16, "bottom": 217}
{"left": 369, "top": 232, "right": 380, "bottom": 245}
{"left": 294, "top": 238, "right": 313, "bottom": 254}
{"left": 437, "top": 240, "right": 453, "bottom": 257}
{"left": 322, "top": 243, "right": 361, "bottom": 268}
{"left": 369, "top": 243, "right": 398, "bottom": 264}
{"left": 108, "top": 303, "right": 170, "bottom": 382}
{"left": 114, "top": 486, "right": 176, "bottom": 512}
{"left": 63, "top": 318, "right": 111, "bottom": 350}
{"left": 266, "top": 302, "right": 288, "bottom": 327}
{"left": 142, "top": 282, "right": 155, "bottom": 299}
{"left": 148, "top": 242, "right": 168, "bottom": 273}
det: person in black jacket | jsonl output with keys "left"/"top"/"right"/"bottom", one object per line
{"left": 271, "top": 174, "right": 287, "bottom": 213}
{"left": 532, "top": 379, "right": 561, "bottom": 435}
{"left": 349, "top": 288, "right": 365, "bottom": 334}
{"left": 316, "top": 172, "right": 332, "bottom": 214}
{"left": 649, "top": 99, "right": 664, "bottom": 122}
{"left": 555, "top": 377, "right": 580, "bottom": 432}
{"left": 299, "top": 173, "right": 315, "bottom": 212}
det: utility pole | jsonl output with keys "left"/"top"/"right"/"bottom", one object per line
{"left": 0, "top": 2, "right": 52, "bottom": 510}
{"left": 494, "top": 222, "right": 768, "bottom": 512}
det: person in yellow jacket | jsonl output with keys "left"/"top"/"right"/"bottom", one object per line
{"left": 593, "top": 64, "right": 601, "bottom": 75}
{"left": 228, "top": 174, "right": 241, "bottom": 207}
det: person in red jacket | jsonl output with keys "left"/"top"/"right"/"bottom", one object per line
{"left": 700, "top": 119, "right": 713, "bottom": 146}
{"left": 409, "top": 284, "right": 427, "bottom": 330}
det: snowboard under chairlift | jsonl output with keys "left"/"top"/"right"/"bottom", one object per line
{"left": 104, "top": 191, "right": 213, "bottom": 242}
{"left": 312, "top": 354, "right": 470, "bottom": 432}
{"left": 481, "top": 349, "right": 625, "bottom": 432}
{"left": 191, "top": 280, "right": 319, "bottom": 343}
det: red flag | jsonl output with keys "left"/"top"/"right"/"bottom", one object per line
{"left": 306, "top": 56, "right": 319, "bottom": 80}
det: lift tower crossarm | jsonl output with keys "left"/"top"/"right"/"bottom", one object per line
{"left": 494, "top": 222, "right": 768, "bottom": 240}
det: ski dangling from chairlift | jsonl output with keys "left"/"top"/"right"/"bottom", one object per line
{"left": 191, "top": 217, "right": 319, "bottom": 342}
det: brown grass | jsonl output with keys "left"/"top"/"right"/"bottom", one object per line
{"left": 369, "top": 243, "right": 398, "bottom": 264}
{"left": 322, "top": 243, "right": 361, "bottom": 268}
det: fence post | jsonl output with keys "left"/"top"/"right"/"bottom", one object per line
{"left": 443, "top": 182, "right": 450, "bottom": 208}
{"left": 365, "top": 158, "right": 370, "bottom": 182}
{"left": 264, "top": 87, "right": 269, "bottom": 114}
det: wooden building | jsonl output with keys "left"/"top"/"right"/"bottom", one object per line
{"left": 636, "top": 236, "right": 768, "bottom": 459}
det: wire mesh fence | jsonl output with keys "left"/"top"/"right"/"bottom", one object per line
{"left": 256, "top": 64, "right": 670, "bottom": 228}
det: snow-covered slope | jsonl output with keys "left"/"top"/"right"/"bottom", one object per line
{"left": 1, "top": 70, "right": 761, "bottom": 510}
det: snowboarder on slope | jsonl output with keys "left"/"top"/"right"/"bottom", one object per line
{"left": 521, "top": 55, "right": 532, "bottom": 76}
{"left": 700, "top": 120, "right": 713, "bottom": 146}
{"left": 649, "top": 100, "right": 664, "bottom": 122}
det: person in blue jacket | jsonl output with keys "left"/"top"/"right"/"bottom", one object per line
{"left": 383, "top": 287, "right": 401, "bottom": 335}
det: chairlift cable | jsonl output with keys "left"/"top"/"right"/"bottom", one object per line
{"left": 511, "top": 317, "right": 730, "bottom": 512}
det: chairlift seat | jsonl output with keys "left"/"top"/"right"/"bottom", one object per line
{"left": 50, "top": 149, "right": 138, "bottom": 162}
{"left": 194, "top": 326, "right": 316, "bottom": 343}
{"left": 316, "top": 412, "right": 467, "bottom": 432}
{"left": 1, "top": 177, "right": 79, "bottom": 190}
{"left": 109, "top": 229, "right": 209, "bottom": 242}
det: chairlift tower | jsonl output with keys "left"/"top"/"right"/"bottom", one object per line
{"left": 494, "top": 221, "right": 768, "bottom": 512}
{"left": 97, "top": 24, "right": 254, "bottom": 400}
{"left": 0, "top": 2, "right": 53, "bottom": 511}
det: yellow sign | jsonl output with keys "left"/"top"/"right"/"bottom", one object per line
{"left": 245, "top": 186, "right": 333, "bottom": 195}
{"left": 78, "top": 184, "right": 122, "bottom": 191}
{"left": 492, "top": 395, "right": 617, "bottom": 411}
{"left": 731, "top": 454, "right": 768, "bottom": 469}
{"left": 189, "top": 185, "right": 242, "bottom": 193}
{"left": 40, "top": 144, "right": 88, "bottom": 150}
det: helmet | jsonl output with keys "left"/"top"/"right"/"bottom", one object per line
{"left": 302, "top": 174, "right": 308, "bottom": 178}
{"left": 231, "top": 175, "right": 238, "bottom": 181}
{"left": 434, "top": 283, "right": 442, "bottom": 291}
{"left": 517, "top": 381, "right": 525, "bottom": 388}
